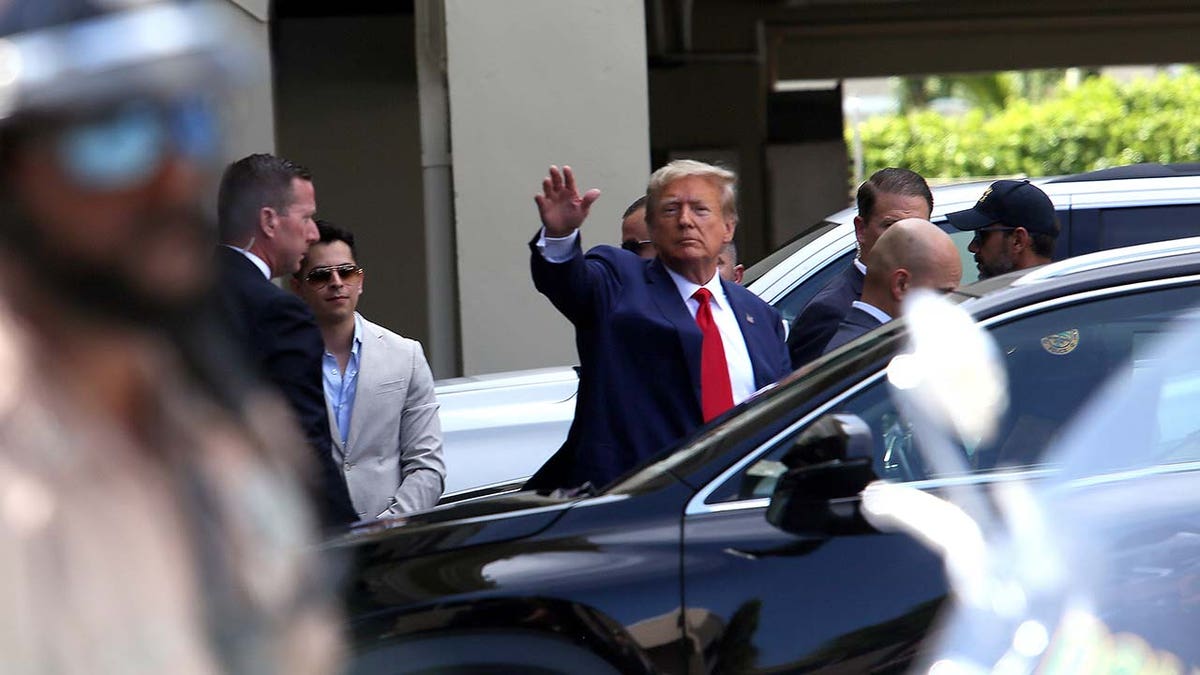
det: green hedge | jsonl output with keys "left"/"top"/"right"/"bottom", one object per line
{"left": 854, "top": 70, "right": 1200, "bottom": 179}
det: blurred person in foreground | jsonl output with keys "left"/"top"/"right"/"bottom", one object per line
{"left": 291, "top": 221, "right": 445, "bottom": 518}
{"left": 823, "top": 218, "right": 962, "bottom": 354}
{"left": 0, "top": 1, "right": 340, "bottom": 672}
{"left": 787, "top": 168, "right": 933, "bottom": 368}
{"left": 526, "top": 162, "right": 789, "bottom": 492}
{"left": 946, "top": 178, "right": 1059, "bottom": 280}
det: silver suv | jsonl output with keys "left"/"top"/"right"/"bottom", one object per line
{"left": 436, "top": 163, "right": 1200, "bottom": 501}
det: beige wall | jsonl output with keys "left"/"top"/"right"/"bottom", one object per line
{"left": 443, "top": 0, "right": 650, "bottom": 374}
{"left": 766, "top": 142, "right": 853, "bottom": 246}
{"left": 220, "top": 2, "right": 274, "bottom": 162}
{"left": 225, "top": 0, "right": 267, "bottom": 21}
{"left": 273, "top": 15, "right": 435, "bottom": 369}
{"left": 649, "top": 62, "right": 769, "bottom": 264}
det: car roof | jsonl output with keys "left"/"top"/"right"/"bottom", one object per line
{"left": 1045, "top": 162, "right": 1200, "bottom": 183}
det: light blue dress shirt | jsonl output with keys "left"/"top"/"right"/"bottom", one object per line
{"left": 324, "top": 313, "right": 363, "bottom": 445}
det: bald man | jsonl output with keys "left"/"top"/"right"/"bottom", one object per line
{"left": 823, "top": 218, "right": 962, "bottom": 354}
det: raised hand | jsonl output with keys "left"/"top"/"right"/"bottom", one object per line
{"left": 534, "top": 165, "right": 601, "bottom": 237}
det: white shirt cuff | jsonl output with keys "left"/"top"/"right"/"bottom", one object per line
{"left": 536, "top": 228, "right": 579, "bottom": 263}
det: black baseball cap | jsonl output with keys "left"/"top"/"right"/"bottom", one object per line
{"left": 945, "top": 179, "right": 1059, "bottom": 236}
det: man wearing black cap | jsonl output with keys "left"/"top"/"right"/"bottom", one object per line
{"left": 946, "top": 179, "right": 1060, "bottom": 279}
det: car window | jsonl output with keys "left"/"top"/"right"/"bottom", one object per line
{"left": 1069, "top": 204, "right": 1200, "bottom": 255}
{"left": 705, "top": 283, "right": 1199, "bottom": 504}
{"left": 1131, "top": 351, "right": 1200, "bottom": 466}
{"left": 949, "top": 230, "right": 980, "bottom": 285}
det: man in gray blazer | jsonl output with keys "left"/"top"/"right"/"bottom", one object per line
{"left": 292, "top": 221, "right": 445, "bottom": 518}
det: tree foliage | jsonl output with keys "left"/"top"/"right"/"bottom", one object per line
{"left": 856, "top": 69, "right": 1200, "bottom": 180}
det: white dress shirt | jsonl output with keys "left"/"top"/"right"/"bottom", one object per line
{"left": 536, "top": 228, "right": 757, "bottom": 404}
{"left": 850, "top": 300, "right": 892, "bottom": 324}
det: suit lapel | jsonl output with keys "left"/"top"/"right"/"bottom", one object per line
{"left": 646, "top": 260, "right": 703, "bottom": 407}
{"left": 344, "top": 319, "right": 383, "bottom": 457}
{"left": 723, "top": 280, "right": 771, "bottom": 390}
{"left": 327, "top": 404, "right": 346, "bottom": 461}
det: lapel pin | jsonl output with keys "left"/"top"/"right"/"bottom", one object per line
{"left": 746, "top": 314, "right": 755, "bottom": 324}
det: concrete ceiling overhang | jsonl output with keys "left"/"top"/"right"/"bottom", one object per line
{"left": 655, "top": 0, "right": 1200, "bottom": 80}
{"left": 770, "top": 9, "right": 1200, "bottom": 80}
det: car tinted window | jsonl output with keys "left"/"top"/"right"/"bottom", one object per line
{"left": 1071, "top": 204, "right": 1200, "bottom": 255}
{"left": 949, "top": 230, "right": 980, "bottom": 285}
{"left": 1128, "top": 340, "right": 1200, "bottom": 466}
{"left": 706, "top": 283, "right": 1199, "bottom": 504}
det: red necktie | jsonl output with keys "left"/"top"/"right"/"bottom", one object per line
{"left": 693, "top": 288, "right": 734, "bottom": 422}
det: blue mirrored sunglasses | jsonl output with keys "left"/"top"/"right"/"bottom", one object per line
{"left": 55, "top": 97, "right": 221, "bottom": 191}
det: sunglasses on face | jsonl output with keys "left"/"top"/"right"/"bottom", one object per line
{"left": 621, "top": 239, "right": 653, "bottom": 254}
{"left": 303, "top": 264, "right": 364, "bottom": 288}
{"left": 971, "top": 225, "right": 1016, "bottom": 245}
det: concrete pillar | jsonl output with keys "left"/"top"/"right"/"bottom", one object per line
{"left": 442, "top": 0, "right": 650, "bottom": 375}
{"left": 415, "top": 0, "right": 461, "bottom": 378}
{"left": 766, "top": 143, "right": 852, "bottom": 245}
{"left": 221, "top": 0, "right": 274, "bottom": 159}
{"left": 273, "top": 14, "right": 434, "bottom": 370}
{"left": 649, "top": 62, "right": 768, "bottom": 264}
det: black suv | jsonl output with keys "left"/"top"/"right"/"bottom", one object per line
{"left": 341, "top": 237, "right": 1200, "bottom": 674}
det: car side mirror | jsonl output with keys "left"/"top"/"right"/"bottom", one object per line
{"left": 766, "top": 413, "right": 877, "bottom": 536}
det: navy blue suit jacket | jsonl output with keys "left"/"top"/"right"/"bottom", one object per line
{"left": 526, "top": 235, "right": 791, "bottom": 490}
{"left": 787, "top": 263, "right": 865, "bottom": 368}
{"left": 215, "top": 247, "right": 357, "bottom": 527}
{"left": 823, "top": 305, "right": 885, "bottom": 355}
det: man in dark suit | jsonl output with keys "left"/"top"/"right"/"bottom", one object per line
{"left": 527, "top": 162, "right": 791, "bottom": 491}
{"left": 788, "top": 168, "right": 933, "bottom": 368}
{"left": 824, "top": 218, "right": 961, "bottom": 354}
{"left": 215, "top": 154, "right": 357, "bottom": 527}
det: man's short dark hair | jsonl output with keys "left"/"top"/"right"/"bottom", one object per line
{"left": 856, "top": 168, "right": 933, "bottom": 222}
{"left": 293, "top": 220, "right": 357, "bottom": 279}
{"left": 217, "top": 153, "right": 312, "bottom": 244}
{"left": 1031, "top": 228, "right": 1058, "bottom": 258}
{"left": 623, "top": 195, "right": 647, "bottom": 220}
{"left": 315, "top": 219, "right": 356, "bottom": 257}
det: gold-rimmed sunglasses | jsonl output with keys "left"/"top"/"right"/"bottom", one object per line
{"left": 303, "top": 263, "right": 363, "bottom": 289}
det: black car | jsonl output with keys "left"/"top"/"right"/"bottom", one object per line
{"left": 338, "top": 237, "right": 1200, "bottom": 674}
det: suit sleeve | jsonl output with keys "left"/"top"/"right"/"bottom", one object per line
{"left": 787, "top": 298, "right": 844, "bottom": 370}
{"left": 387, "top": 341, "right": 446, "bottom": 514}
{"left": 261, "top": 294, "right": 358, "bottom": 526}
{"left": 529, "top": 232, "right": 620, "bottom": 328}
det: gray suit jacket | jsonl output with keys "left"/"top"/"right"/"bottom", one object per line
{"left": 330, "top": 315, "right": 445, "bottom": 518}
